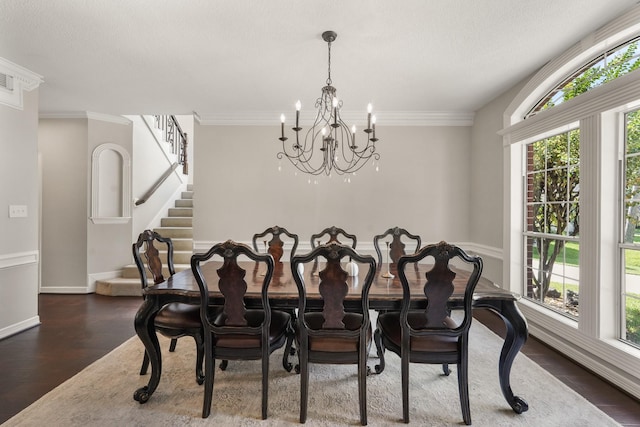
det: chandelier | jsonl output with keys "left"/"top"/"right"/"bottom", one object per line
{"left": 277, "top": 30, "right": 380, "bottom": 176}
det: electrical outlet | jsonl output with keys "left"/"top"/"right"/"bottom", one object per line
{"left": 9, "top": 205, "right": 27, "bottom": 218}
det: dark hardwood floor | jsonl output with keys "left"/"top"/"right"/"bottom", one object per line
{"left": 0, "top": 294, "right": 639, "bottom": 425}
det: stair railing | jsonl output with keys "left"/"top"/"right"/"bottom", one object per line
{"left": 153, "top": 115, "right": 189, "bottom": 175}
{"left": 135, "top": 162, "right": 179, "bottom": 206}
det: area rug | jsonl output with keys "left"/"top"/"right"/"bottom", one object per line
{"left": 3, "top": 321, "right": 619, "bottom": 426}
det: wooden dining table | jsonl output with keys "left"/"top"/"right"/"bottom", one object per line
{"left": 133, "top": 260, "right": 529, "bottom": 415}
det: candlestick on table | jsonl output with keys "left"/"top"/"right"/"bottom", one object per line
{"left": 382, "top": 241, "right": 394, "bottom": 278}
{"left": 260, "top": 240, "right": 268, "bottom": 276}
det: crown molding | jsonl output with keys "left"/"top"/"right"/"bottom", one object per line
{"left": 86, "top": 112, "right": 132, "bottom": 125}
{"left": 39, "top": 111, "right": 132, "bottom": 125}
{"left": 195, "top": 110, "right": 474, "bottom": 127}
{"left": 0, "top": 57, "right": 43, "bottom": 90}
{"left": 0, "top": 57, "right": 43, "bottom": 110}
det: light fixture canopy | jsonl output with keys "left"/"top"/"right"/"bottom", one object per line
{"left": 277, "top": 31, "right": 380, "bottom": 176}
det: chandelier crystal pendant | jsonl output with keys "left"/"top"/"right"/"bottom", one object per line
{"left": 277, "top": 30, "right": 380, "bottom": 176}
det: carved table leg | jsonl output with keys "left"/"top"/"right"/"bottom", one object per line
{"left": 133, "top": 297, "right": 161, "bottom": 403}
{"left": 372, "top": 327, "right": 386, "bottom": 374}
{"left": 474, "top": 299, "right": 530, "bottom": 414}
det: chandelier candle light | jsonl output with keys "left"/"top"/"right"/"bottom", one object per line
{"left": 277, "top": 30, "right": 380, "bottom": 176}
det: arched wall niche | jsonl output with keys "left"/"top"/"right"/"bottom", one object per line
{"left": 90, "top": 143, "right": 131, "bottom": 224}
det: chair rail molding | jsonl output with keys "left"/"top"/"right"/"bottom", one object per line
{"left": 0, "top": 251, "right": 39, "bottom": 270}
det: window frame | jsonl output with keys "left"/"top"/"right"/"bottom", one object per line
{"left": 500, "top": 4, "right": 640, "bottom": 398}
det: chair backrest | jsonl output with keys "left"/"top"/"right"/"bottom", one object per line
{"left": 396, "top": 241, "right": 483, "bottom": 336}
{"left": 291, "top": 242, "right": 376, "bottom": 337}
{"left": 310, "top": 226, "right": 357, "bottom": 249}
{"left": 132, "top": 230, "right": 175, "bottom": 290}
{"left": 373, "top": 226, "right": 421, "bottom": 267}
{"left": 191, "top": 240, "right": 274, "bottom": 337}
{"left": 252, "top": 226, "right": 299, "bottom": 263}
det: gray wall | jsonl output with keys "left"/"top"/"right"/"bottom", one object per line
{"left": 0, "top": 89, "right": 40, "bottom": 338}
{"left": 86, "top": 118, "right": 134, "bottom": 278}
{"left": 38, "top": 116, "right": 134, "bottom": 292}
{"left": 193, "top": 124, "right": 473, "bottom": 250}
{"left": 38, "top": 118, "right": 88, "bottom": 290}
{"left": 468, "top": 83, "right": 527, "bottom": 284}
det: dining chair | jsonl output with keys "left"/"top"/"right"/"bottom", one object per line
{"left": 372, "top": 226, "right": 421, "bottom": 268}
{"left": 132, "top": 229, "right": 204, "bottom": 385}
{"left": 310, "top": 226, "right": 357, "bottom": 249}
{"left": 252, "top": 225, "right": 299, "bottom": 263}
{"left": 373, "top": 241, "right": 483, "bottom": 425}
{"left": 291, "top": 242, "right": 376, "bottom": 426}
{"left": 190, "top": 240, "right": 294, "bottom": 419}
{"left": 252, "top": 225, "right": 300, "bottom": 369}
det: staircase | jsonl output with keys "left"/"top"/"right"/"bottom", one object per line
{"left": 95, "top": 186, "right": 194, "bottom": 296}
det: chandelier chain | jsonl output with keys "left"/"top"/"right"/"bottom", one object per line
{"left": 326, "top": 40, "right": 332, "bottom": 86}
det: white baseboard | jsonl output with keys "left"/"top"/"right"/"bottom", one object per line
{"left": 87, "top": 270, "right": 121, "bottom": 293}
{"left": 0, "top": 315, "right": 40, "bottom": 340}
{"left": 39, "top": 287, "right": 92, "bottom": 294}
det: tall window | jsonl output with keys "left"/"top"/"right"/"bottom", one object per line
{"left": 525, "top": 129, "right": 580, "bottom": 317}
{"left": 622, "top": 109, "right": 640, "bottom": 346}
{"left": 504, "top": 6, "right": 640, "bottom": 396}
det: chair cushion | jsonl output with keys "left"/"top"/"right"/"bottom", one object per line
{"left": 155, "top": 302, "right": 202, "bottom": 329}
{"left": 377, "top": 311, "right": 458, "bottom": 352}
{"left": 300, "top": 312, "right": 370, "bottom": 352}
{"left": 213, "top": 309, "right": 291, "bottom": 349}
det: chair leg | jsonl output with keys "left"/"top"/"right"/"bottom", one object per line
{"left": 299, "top": 349, "right": 309, "bottom": 423}
{"left": 139, "top": 350, "right": 150, "bottom": 375}
{"left": 401, "top": 353, "right": 410, "bottom": 423}
{"left": 457, "top": 361, "right": 471, "bottom": 425}
{"left": 358, "top": 351, "right": 368, "bottom": 425}
{"left": 373, "top": 328, "right": 386, "bottom": 374}
{"left": 201, "top": 338, "right": 214, "bottom": 418}
{"left": 169, "top": 338, "right": 178, "bottom": 352}
{"left": 219, "top": 360, "right": 228, "bottom": 370}
{"left": 194, "top": 334, "right": 205, "bottom": 385}
{"left": 442, "top": 363, "right": 451, "bottom": 376}
{"left": 262, "top": 348, "right": 269, "bottom": 420}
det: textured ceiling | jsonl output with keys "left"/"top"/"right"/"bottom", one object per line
{"left": 0, "top": 0, "right": 638, "bottom": 123}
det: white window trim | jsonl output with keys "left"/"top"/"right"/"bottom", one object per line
{"left": 500, "top": 4, "right": 640, "bottom": 399}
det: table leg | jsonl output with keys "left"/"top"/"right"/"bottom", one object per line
{"left": 133, "top": 297, "right": 161, "bottom": 403}
{"left": 474, "top": 299, "right": 529, "bottom": 414}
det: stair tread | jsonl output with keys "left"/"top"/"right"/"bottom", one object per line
{"left": 104, "top": 187, "right": 194, "bottom": 296}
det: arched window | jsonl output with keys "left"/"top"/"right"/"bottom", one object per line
{"left": 527, "top": 38, "right": 640, "bottom": 118}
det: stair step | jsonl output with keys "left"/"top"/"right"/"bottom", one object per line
{"left": 154, "top": 227, "right": 192, "bottom": 239}
{"left": 161, "top": 217, "right": 192, "bottom": 227}
{"left": 168, "top": 207, "right": 192, "bottom": 217}
{"left": 95, "top": 278, "right": 142, "bottom": 297}
{"left": 121, "top": 263, "right": 190, "bottom": 279}
{"left": 97, "top": 186, "right": 195, "bottom": 297}
{"left": 171, "top": 238, "right": 193, "bottom": 251}
{"left": 133, "top": 247, "right": 192, "bottom": 262}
